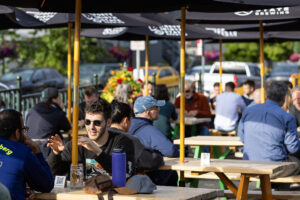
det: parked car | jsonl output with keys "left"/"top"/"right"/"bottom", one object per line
{"left": 185, "top": 65, "right": 211, "bottom": 82}
{"left": 266, "top": 63, "right": 300, "bottom": 82}
{"left": 203, "top": 61, "right": 261, "bottom": 96}
{"left": 0, "top": 68, "right": 65, "bottom": 94}
{"left": 79, "top": 63, "right": 121, "bottom": 88}
{"left": 133, "top": 66, "right": 179, "bottom": 87}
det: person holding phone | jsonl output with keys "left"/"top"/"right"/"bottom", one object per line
{"left": 0, "top": 109, "right": 54, "bottom": 200}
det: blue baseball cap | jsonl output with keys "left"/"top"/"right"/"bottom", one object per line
{"left": 134, "top": 96, "right": 165, "bottom": 114}
{"left": 114, "top": 175, "right": 156, "bottom": 195}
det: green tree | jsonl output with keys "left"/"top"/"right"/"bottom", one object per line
{"left": 224, "top": 42, "right": 293, "bottom": 62}
{"left": 15, "top": 28, "right": 112, "bottom": 76}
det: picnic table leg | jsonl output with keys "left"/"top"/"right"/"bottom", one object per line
{"left": 260, "top": 175, "right": 272, "bottom": 200}
{"left": 236, "top": 174, "right": 250, "bottom": 200}
{"left": 215, "top": 172, "right": 238, "bottom": 196}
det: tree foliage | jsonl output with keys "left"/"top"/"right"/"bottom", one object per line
{"left": 14, "top": 28, "right": 112, "bottom": 76}
{"left": 224, "top": 42, "right": 293, "bottom": 62}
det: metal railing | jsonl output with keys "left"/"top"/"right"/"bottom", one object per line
{"left": 0, "top": 75, "right": 100, "bottom": 116}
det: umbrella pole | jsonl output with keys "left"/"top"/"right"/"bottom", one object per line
{"left": 72, "top": 0, "right": 82, "bottom": 165}
{"left": 179, "top": 7, "right": 186, "bottom": 187}
{"left": 145, "top": 35, "right": 149, "bottom": 96}
{"left": 219, "top": 39, "right": 223, "bottom": 93}
{"left": 259, "top": 20, "right": 265, "bottom": 103}
{"left": 67, "top": 22, "right": 72, "bottom": 123}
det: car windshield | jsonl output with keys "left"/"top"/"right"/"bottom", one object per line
{"left": 143, "top": 69, "right": 158, "bottom": 75}
{"left": 273, "top": 64, "right": 300, "bottom": 73}
{"left": 0, "top": 69, "right": 34, "bottom": 82}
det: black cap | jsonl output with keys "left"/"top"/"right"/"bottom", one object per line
{"left": 41, "top": 87, "right": 58, "bottom": 101}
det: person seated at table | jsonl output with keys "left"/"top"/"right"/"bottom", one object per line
{"left": 47, "top": 98, "right": 164, "bottom": 178}
{"left": 174, "top": 80, "right": 211, "bottom": 137}
{"left": 214, "top": 82, "right": 246, "bottom": 132}
{"left": 78, "top": 87, "right": 99, "bottom": 127}
{"left": 153, "top": 84, "right": 178, "bottom": 141}
{"left": 142, "top": 82, "right": 154, "bottom": 97}
{"left": 128, "top": 96, "right": 179, "bottom": 185}
{"left": 129, "top": 96, "right": 179, "bottom": 157}
{"left": 0, "top": 109, "right": 54, "bottom": 200}
{"left": 209, "top": 82, "right": 220, "bottom": 111}
{"left": 110, "top": 100, "right": 176, "bottom": 185}
{"left": 26, "top": 87, "right": 71, "bottom": 159}
{"left": 242, "top": 80, "right": 255, "bottom": 106}
{"left": 238, "top": 81, "right": 300, "bottom": 178}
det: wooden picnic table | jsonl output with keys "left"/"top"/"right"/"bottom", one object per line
{"left": 173, "top": 136, "right": 243, "bottom": 147}
{"left": 175, "top": 117, "right": 211, "bottom": 125}
{"left": 160, "top": 157, "right": 297, "bottom": 200}
{"left": 35, "top": 185, "right": 221, "bottom": 200}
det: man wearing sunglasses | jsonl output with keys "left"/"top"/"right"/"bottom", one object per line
{"left": 47, "top": 98, "right": 163, "bottom": 177}
{"left": 0, "top": 109, "right": 54, "bottom": 200}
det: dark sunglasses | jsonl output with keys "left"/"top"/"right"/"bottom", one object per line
{"left": 84, "top": 119, "right": 102, "bottom": 126}
{"left": 21, "top": 126, "right": 29, "bottom": 133}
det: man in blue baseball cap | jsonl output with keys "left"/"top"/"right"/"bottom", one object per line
{"left": 129, "top": 96, "right": 179, "bottom": 186}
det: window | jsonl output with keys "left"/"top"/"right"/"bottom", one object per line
{"left": 213, "top": 64, "right": 246, "bottom": 75}
{"left": 32, "top": 70, "right": 46, "bottom": 82}
{"left": 159, "top": 69, "right": 172, "bottom": 78}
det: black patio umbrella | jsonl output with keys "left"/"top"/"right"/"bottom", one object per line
{"left": 229, "top": 20, "right": 300, "bottom": 32}
{"left": 0, "top": 6, "right": 46, "bottom": 29}
{"left": 0, "top": 0, "right": 289, "bottom": 13}
{"left": 21, "top": 8, "right": 156, "bottom": 28}
{"left": 81, "top": 13, "right": 214, "bottom": 40}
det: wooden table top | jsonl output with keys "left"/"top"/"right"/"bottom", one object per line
{"left": 175, "top": 117, "right": 211, "bottom": 125}
{"left": 173, "top": 136, "right": 244, "bottom": 147}
{"left": 160, "top": 157, "right": 297, "bottom": 175}
{"left": 35, "top": 186, "right": 221, "bottom": 200}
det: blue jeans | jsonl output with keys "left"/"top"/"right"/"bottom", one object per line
{"left": 185, "top": 125, "right": 210, "bottom": 152}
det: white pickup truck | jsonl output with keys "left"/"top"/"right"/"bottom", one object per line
{"left": 202, "top": 61, "right": 261, "bottom": 96}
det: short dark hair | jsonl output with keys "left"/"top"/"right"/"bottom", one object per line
{"left": 284, "top": 81, "right": 293, "bottom": 90}
{"left": 155, "top": 84, "right": 169, "bottom": 101}
{"left": 84, "top": 87, "right": 97, "bottom": 97}
{"left": 111, "top": 100, "right": 134, "bottom": 124}
{"left": 85, "top": 98, "right": 111, "bottom": 121}
{"left": 267, "top": 81, "right": 288, "bottom": 103}
{"left": 243, "top": 80, "right": 255, "bottom": 89}
{"left": 213, "top": 82, "right": 220, "bottom": 87}
{"left": 142, "top": 81, "right": 153, "bottom": 88}
{"left": 225, "top": 82, "right": 235, "bottom": 91}
{"left": 0, "top": 109, "right": 22, "bottom": 139}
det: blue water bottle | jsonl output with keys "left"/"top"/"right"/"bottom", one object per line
{"left": 112, "top": 146, "right": 126, "bottom": 187}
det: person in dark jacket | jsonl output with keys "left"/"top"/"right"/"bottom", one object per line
{"left": 153, "top": 84, "right": 177, "bottom": 140}
{"left": 47, "top": 98, "right": 163, "bottom": 177}
{"left": 0, "top": 109, "right": 54, "bottom": 200}
{"left": 78, "top": 87, "right": 99, "bottom": 126}
{"left": 111, "top": 100, "right": 177, "bottom": 186}
{"left": 129, "top": 96, "right": 179, "bottom": 158}
{"left": 26, "top": 87, "right": 71, "bottom": 159}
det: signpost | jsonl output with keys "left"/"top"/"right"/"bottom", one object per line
{"left": 130, "top": 41, "right": 145, "bottom": 79}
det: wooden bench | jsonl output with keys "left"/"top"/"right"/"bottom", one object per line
{"left": 184, "top": 171, "right": 300, "bottom": 183}
{"left": 223, "top": 190, "right": 300, "bottom": 199}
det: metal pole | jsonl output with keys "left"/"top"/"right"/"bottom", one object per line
{"left": 136, "top": 50, "right": 140, "bottom": 79}
{"left": 259, "top": 20, "right": 265, "bottom": 103}
{"left": 72, "top": 0, "right": 82, "bottom": 165}
{"left": 145, "top": 35, "right": 149, "bottom": 96}
{"left": 16, "top": 76, "right": 22, "bottom": 112}
{"left": 179, "top": 6, "right": 186, "bottom": 187}
{"left": 219, "top": 39, "right": 223, "bottom": 94}
{"left": 67, "top": 22, "right": 72, "bottom": 123}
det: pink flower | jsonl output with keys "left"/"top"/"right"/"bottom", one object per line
{"left": 128, "top": 67, "right": 134, "bottom": 71}
{"left": 138, "top": 78, "right": 143, "bottom": 84}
